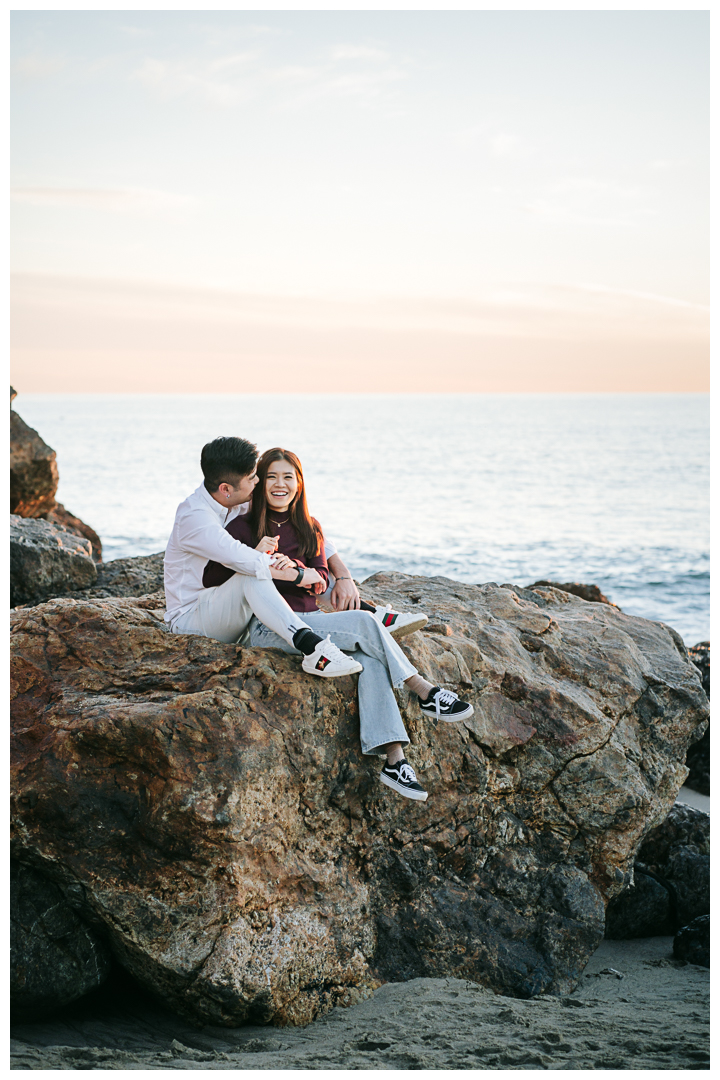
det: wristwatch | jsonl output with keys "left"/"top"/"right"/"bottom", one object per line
{"left": 293, "top": 566, "right": 305, "bottom": 585}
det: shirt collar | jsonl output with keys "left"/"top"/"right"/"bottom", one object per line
{"left": 195, "top": 482, "right": 230, "bottom": 523}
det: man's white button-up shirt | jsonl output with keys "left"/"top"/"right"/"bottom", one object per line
{"left": 164, "top": 484, "right": 272, "bottom": 626}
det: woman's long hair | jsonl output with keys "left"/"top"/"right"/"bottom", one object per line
{"left": 250, "top": 448, "right": 323, "bottom": 560}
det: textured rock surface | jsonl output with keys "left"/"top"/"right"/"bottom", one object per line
{"left": 673, "top": 915, "right": 709, "bottom": 968}
{"left": 10, "top": 389, "right": 102, "bottom": 560}
{"left": 10, "top": 407, "right": 59, "bottom": 517}
{"left": 633, "top": 802, "right": 710, "bottom": 928}
{"left": 72, "top": 551, "right": 165, "bottom": 599}
{"left": 688, "top": 642, "right": 710, "bottom": 699}
{"left": 10, "top": 574, "right": 708, "bottom": 1027}
{"left": 685, "top": 642, "right": 709, "bottom": 794}
{"left": 45, "top": 503, "right": 103, "bottom": 563}
{"left": 11, "top": 515, "right": 97, "bottom": 607}
{"left": 528, "top": 581, "right": 618, "bottom": 608}
{"left": 604, "top": 871, "right": 673, "bottom": 939}
{"left": 11, "top": 859, "right": 113, "bottom": 1020}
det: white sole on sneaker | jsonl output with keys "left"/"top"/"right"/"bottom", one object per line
{"left": 420, "top": 701, "right": 474, "bottom": 723}
{"left": 301, "top": 655, "right": 363, "bottom": 678}
{"left": 384, "top": 614, "right": 429, "bottom": 639}
{"left": 379, "top": 772, "right": 429, "bottom": 801}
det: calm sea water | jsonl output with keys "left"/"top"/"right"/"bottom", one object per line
{"left": 17, "top": 393, "right": 709, "bottom": 645}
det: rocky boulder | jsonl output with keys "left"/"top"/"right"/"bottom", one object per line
{"left": 10, "top": 388, "right": 103, "bottom": 560}
{"left": 10, "top": 405, "right": 59, "bottom": 518}
{"left": 673, "top": 915, "right": 709, "bottom": 968}
{"left": 11, "top": 859, "right": 113, "bottom": 1020}
{"left": 10, "top": 574, "right": 708, "bottom": 1027}
{"left": 604, "top": 870, "right": 674, "bottom": 939}
{"left": 46, "top": 503, "right": 103, "bottom": 563}
{"left": 73, "top": 551, "right": 165, "bottom": 599}
{"left": 528, "top": 580, "right": 618, "bottom": 607}
{"left": 606, "top": 801, "right": 710, "bottom": 939}
{"left": 634, "top": 802, "right": 710, "bottom": 927}
{"left": 685, "top": 642, "right": 709, "bottom": 794}
{"left": 11, "top": 516, "right": 97, "bottom": 607}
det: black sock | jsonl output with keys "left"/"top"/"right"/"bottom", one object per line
{"left": 360, "top": 600, "right": 376, "bottom": 613}
{"left": 292, "top": 628, "right": 324, "bottom": 655}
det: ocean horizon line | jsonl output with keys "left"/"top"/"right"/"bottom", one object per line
{"left": 14, "top": 389, "right": 710, "bottom": 398}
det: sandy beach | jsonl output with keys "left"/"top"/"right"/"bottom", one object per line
{"left": 11, "top": 934, "right": 709, "bottom": 1070}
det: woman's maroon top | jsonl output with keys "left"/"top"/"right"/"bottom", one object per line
{"left": 202, "top": 514, "right": 328, "bottom": 613}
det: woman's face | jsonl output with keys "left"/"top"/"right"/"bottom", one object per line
{"left": 264, "top": 459, "right": 299, "bottom": 514}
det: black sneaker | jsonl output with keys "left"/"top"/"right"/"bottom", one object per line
{"left": 418, "top": 686, "right": 474, "bottom": 723}
{"left": 380, "top": 759, "right": 428, "bottom": 802}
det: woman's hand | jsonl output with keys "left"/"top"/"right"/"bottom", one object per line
{"left": 270, "top": 553, "right": 295, "bottom": 571}
{"left": 256, "top": 535, "right": 280, "bottom": 555}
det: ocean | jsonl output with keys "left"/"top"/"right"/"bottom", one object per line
{"left": 16, "top": 393, "right": 709, "bottom": 646}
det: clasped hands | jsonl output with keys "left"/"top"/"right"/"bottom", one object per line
{"left": 256, "top": 535, "right": 319, "bottom": 589}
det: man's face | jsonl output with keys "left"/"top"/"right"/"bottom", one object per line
{"left": 217, "top": 469, "right": 258, "bottom": 507}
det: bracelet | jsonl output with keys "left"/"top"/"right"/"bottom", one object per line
{"left": 334, "top": 576, "right": 353, "bottom": 581}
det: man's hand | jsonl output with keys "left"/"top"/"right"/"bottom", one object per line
{"left": 256, "top": 535, "right": 279, "bottom": 554}
{"left": 331, "top": 576, "right": 361, "bottom": 610}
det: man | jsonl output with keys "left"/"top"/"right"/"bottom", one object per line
{"left": 164, "top": 437, "right": 362, "bottom": 678}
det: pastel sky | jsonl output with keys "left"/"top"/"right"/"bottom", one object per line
{"left": 11, "top": 9, "right": 709, "bottom": 392}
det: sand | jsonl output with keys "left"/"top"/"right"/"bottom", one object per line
{"left": 10, "top": 936, "right": 709, "bottom": 1071}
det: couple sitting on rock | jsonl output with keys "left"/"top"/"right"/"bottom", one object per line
{"left": 164, "top": 436, "right": 473, "bottom": 801}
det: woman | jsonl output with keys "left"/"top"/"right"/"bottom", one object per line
{"left": 203, "top": 447, "right": 474, "bottom": 801}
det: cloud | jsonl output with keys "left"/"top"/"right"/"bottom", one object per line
{"left": 10, "top": 274, "right": 708, "bottom": 344}
{"left": 132, "top": 43, "right": 409, "bottom": 110}
{"left": 11, "top": 274, "right": 708, "bottom": 393}
{"left": 11, "top": 187, "right": 195, "bottom": 214}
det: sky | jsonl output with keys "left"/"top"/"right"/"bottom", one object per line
{"left": 10, "top": 9, "right": 709, "bottom": 392}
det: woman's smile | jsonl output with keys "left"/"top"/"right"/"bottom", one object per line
{"left": 265, "top": 461, "right": 299, "bottom": 511}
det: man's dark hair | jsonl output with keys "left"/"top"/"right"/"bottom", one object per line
{"left": 201, "top": 437, "right": 258, "bottom": 493}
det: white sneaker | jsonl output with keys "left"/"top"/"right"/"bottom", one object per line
{"left": 373, "top": 605, "right": 428, "bottom": 639}
{"left": 301, "top": 636, "right": 363, "bottom": 678}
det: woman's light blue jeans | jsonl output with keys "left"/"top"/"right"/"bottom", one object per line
{"left": 249, "top": 609, "right": 416, "bottom": 756}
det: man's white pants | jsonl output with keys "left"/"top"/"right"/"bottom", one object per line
{"left": 171, "top": 573, "right": 310, "bottom": 645}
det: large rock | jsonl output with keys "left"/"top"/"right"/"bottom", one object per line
{"left": 528, "top": 580, "right": 618, "bottom": 607}
{"left": 688, "top": 642, "right": 710, "bottom": 698}
{"left": 46, "top": 503, "right": 103, "bottom": 564}
{"left": 11, "top": 515, "right": 97, "bottom": 607}
{"left": 10, "top": 388, "right": 102, "bottom": 560}
{"left": 10, "top": 407, "right": 59, "bottom": 517}
{"left": 685, "top": 642, "right": 709, "bottom": 794}
{"left": 74, "top": 551, "right": 165, "bottom": 599}
{"left": 11, "top": 859, "right": 113, "bottom": 1020}
{"left": 673, "top": 915, "right": 709, "bottom": 968}
{"left": 10, "top": 575, "right": 708, "bottom": 1027}
{"left": 634, "top": 802, "right": 710, "bottom": 927}
{"left": 605, "top": 800, "right": 710, "bottom": 939}
{"left": 604, "top": 870, "right": 673, "bottom": 939}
